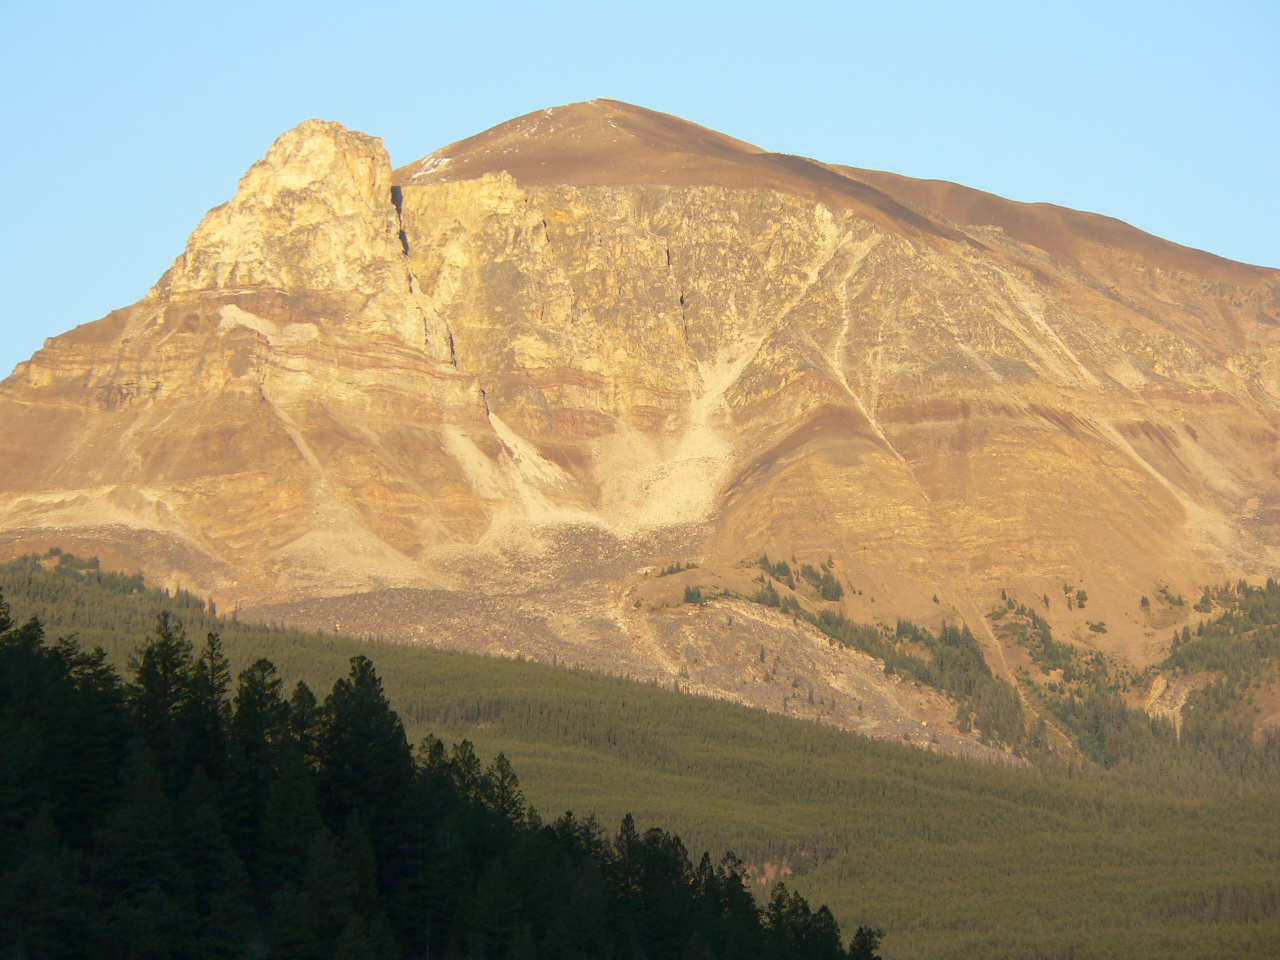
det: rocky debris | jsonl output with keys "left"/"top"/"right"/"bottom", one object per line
{"left": 1144, "top": 672, "right": 1213, "bottom": 734}
{"left": 243, "top": 580, "right": 1013, "bottom": 763}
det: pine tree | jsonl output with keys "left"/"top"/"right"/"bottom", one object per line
{"left": 316, "top": 655, "right": 417, "bottom": 928}
{"left": 173, "top": 767, "right": 253, "bottom": 958}
{"left": 0, "top": 597, "right": 881, "bottom": 960}
{"left": 633, "top": 827, "right": 694, "bottom": 959}
{"left": 257, "top": 742, "right": 323, "bottom": 892}
{"left": 90, "top": 745, "right": 195, "bottom": 957}
{"left": 449, "top": 738, "right": 484, "bottom": 799}
{"left": 612, "top": 813, "right": 644, "bottom": 911}
{"left": 269, "top": 828, "right": 354, "bottom": 960}
{"left": 185, "top": 631, "right": 231, "bottom": 780}
{"left": 0, "top": 809, "right": 89, "bottom": 957}
{"left": 127, "top": 610, "right": 195, "bottom": 787}
{"left": 848, "top": 925, "right": 884, "bottom": 960}
{"left": 341, "top": 812, "right": 401, "bottom": 959}
{"left": 317, "top": 657, "right": 415, "bottom": 826}
{"left": 482, "top": 752, "right": 526, "bottom": 825}
{"left": 225, "top": 658, "right": 289, "bottom": 866}
{"left": 288, "top": 679, "right": 321, "bottom": 766}
{"left": 2, "top": 615, "right": 131, "bottom": 851}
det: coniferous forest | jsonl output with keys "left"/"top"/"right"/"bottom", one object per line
{"left": 0, "top": 594, "right": 882, "bottom": 960}
{"left": 3, "top": 554, "right": 1280, "bottom": 958}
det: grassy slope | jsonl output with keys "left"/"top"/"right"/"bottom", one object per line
{"left": 3, "top": 555, "right": 1278, "bottom": 960}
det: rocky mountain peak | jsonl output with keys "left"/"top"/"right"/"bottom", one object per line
{"left": 164, "top": 119, "right": 408, "bottom": 302}
{"left": 2, "top": 104, "right": 1280, "bottom": 758}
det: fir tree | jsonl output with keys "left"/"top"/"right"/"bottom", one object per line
{"left": 127, "top": 611, "right": 195, "bottom": 787}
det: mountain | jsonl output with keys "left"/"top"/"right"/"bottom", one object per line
{"left": 2, "top": 100, "right": 1278, "bottom": 756}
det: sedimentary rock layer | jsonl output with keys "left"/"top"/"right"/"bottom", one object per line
{"left": 2, "top": 101, "right": 1278, "bottom": 752}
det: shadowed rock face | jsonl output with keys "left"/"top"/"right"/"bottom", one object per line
{"left": 2, "top": 101, "right": 1278, "bottom": 753}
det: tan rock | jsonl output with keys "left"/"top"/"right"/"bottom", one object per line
{"left": 2, "top": 100, "right": 1278, "bottom": 755}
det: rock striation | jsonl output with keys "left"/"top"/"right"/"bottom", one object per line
{"left": 2, "top": 100, "right": 1279, "bottom": 754}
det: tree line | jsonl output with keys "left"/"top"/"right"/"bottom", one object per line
{"left": 0, "top": 593, "right": 883, "bottom": 960}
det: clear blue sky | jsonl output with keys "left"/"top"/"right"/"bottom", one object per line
{"left": 2, "top": 0, "right": 1277, "bottom": 377}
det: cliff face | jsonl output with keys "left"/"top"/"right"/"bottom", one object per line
{"left": 2, "top": 101, "right": 1279, "bottom": 752}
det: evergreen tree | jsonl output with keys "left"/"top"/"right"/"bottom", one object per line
{"left": 225, "top": 658, "right": 289, "bottom": 867}
{"left": 89, "top": 745, "right": 195, "bottom": 957}
{"left": 185, "top": 631, "right": 232, "bottom": 780}
{"left": 126, "top": 610, "right": 195, "bottom": 787}
{"left": 632, "top": 827, "right": 695, "bottom": 959}
{"left": 173, "top": 767, "right": 253, "bottom": 958}
{"left": 269, "top": 828, "right": 353, "bottom": 960}
{"left": 0, "top": 809, "right": 89, "bottom": 957}
{"left": 449, "top": 738, "right": 484, "bottom": 799}
{"left": 340, "top": 811, "right": 401, "bottom": 959}
{"left": 288, "top": 679, "right": 321, "bottom": 766}
{"left": 848, "top": 925, "right": 884, "bottom": 960}
{"left": 317, "top": 656, "right": 416, "bottom": 829}
{"left": 316, "top": 655, "right": 417, "bottom": 933}
{"left": 0, "top": 616, "right": 130, "bottom": 854}
{"left": 612, "top": 812, "right": 644, "bottom": 913}
{"left": 482, "top": 752, "right": 526, "bottom": 825}
{"left": 257, "top": 742, "right": 324, "bottom": 892}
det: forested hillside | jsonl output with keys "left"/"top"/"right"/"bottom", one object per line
{"left": 3, "top": 554, "right": 1280, "bottom": 959}
{"left": 738, "top": 555, "right": 1280, "bottom": 779}
{"left": 0, "top": 595, "right": 878, "bottom": 960}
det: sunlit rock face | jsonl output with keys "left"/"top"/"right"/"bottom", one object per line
{"left": 2, "top": 100, "right": 1278, "bottom": 753}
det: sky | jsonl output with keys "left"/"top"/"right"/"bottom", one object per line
{"left": 1, "top": 0, "right": 1277, "bottom": 377}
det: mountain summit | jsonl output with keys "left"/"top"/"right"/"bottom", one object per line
{"left": 2, "top": 103, "right": 1278, "bottom": 754}
{"left": 396, "top": 99, "right": 954, "bottom": 239}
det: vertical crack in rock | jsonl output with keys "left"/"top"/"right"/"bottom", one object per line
{"left": 390, "top": 185, "right": 410, "bottom": 256}
{"left": 391, "top": 184, "right": 458, "bottom": 362}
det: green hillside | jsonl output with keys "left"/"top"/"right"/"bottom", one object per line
{"left": 3, "top": 553, "right": 1279, "bottom": 959}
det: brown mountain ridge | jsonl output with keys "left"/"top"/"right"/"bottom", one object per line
{"left": 2, "top": 100, "right": 1278, "bottom": 757}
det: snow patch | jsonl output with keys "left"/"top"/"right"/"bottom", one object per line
{"left": 411, "top": 155, "right": 454, "bottom": 179}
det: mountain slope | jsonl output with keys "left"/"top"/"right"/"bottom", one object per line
{"left": 2, "top": 101, "right": 1279, "bottom": 754}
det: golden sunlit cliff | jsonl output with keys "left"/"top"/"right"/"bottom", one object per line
{"left": 3, "top": 101, "right": 1278, "bottom": 756}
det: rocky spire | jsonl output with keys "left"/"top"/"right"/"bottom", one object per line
{"left": 166, "top": 120, "right": 410, "bottom": 303}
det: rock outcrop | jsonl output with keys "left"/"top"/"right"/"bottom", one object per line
{"left": 2, "top": 100, "right": 1278, "bottom": 754}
